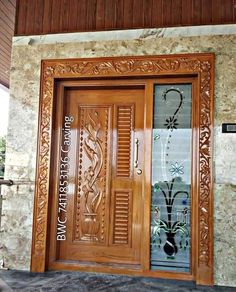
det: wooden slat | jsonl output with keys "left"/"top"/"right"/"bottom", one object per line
{"left": 51, "top": 0, "right": 61, "bottom": 33}
{"left": 77, "top": 0, "right": 87, "bottom": 31}
{"left": 221, "top": 0, "right": 234, "bottom": 23}
{"left": 0, "top": 69, "right": 9, "bottom": 78}
{"left": 163, "top": 0, "right": 172, "bottom": 26}
{"left": 0, "top": 32, "right": 14, "bottom": 45}
{"left": 68, "top": 0, "right": 79, "bottom": 31}
{"left": 152, "top": 0, "right": 163, "bottom": 27}
{"left": 192, "top": 0, "right": 202, "bottom": 25}
{"left": 25, "top": 0, "right": 35, "bottom": 35}
{"left": 212, "top": 0, "right": 222, "bottom": 23}
{"left": 15, "top": 0, "right": 26, "bottom": 35}
{"left": 235, "top": 0, "right": 236, "bottom": 22}
{"left": 34, "top": 0, "right": 44, "bottom": 34}
{"left": 116, "top": 106, "right": 133, "bottom": 178}
{"left": 0, "top": 0, "right": 16, "bottom": 87}
{"left": 42, "top": 0, "right": 52, "bottom": 34}
{"left": 115, "top": 0, "right": 124, "bottom": 29}
{"left": 0, "top": 72, "right": 10, "bottom": 84}
{"left": 105, "top": 0, "right": 116, "bottom": 29}
{"left": 0, "top": 54, "right": 11, "bottom": 67}
{"left": 0, "top": 19, "right": 14, "bottom": 40}
{"left": 0, "top": 70, "right": 9, "bottom": 79}
{"left": 0, "top": 46, "right": 12, "bottom": 59}
{"left": 143, "top": 0, "right": 152, "bottom": 27}
{"left": 172, "top": 0, "right": 182, "bottom": 25}
{"left": 181, "top": 0, "right": 193, "bottom": 25}
{"left": 9, "top": 0, "right": 16, "bottom": 8}
{"left": 0, "top": 1, "right": 15, "bottom": 24}
{"left": 123, "top": 0, "right": 133, "bottom": 28}
{"left": 87, "top": 0, "right": 97, "bottom": 31}
{"left": 0, "top": 9, "right": 15, "bottom": 30}
{"left": 201, "top": 0, "right": 212, "bottom": 24}
{"left": 113, "top": 191, "right": 131, "bottom": 245}
{"left": 132, "top": 0, "right": 143, "bottom": 28}
{"left": 0, "top": 62, "right": 10, "bottom": 74}
{"left": 96, "top": 0, "right": 105, "bottom": 30}
{"left": 60, "top": 0, "right": 69, "bottom": 32}
{"left": 0, "top": 76, "right": 9, "bottom": 88}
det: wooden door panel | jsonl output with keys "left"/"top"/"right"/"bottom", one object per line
{"left": 49, "top": 86, "right": 144, "bottom": 267}
{"left": 73, "top": 105, "right": 112, "bottom": 244}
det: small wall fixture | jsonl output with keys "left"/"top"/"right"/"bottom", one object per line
{"left": 222, "top": 123, "right": 236, "bottom": 133}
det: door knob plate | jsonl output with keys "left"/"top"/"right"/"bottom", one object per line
{"left": 136, "top": 169, "right": 142, "bottom": 175}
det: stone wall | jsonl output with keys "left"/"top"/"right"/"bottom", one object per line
{"left": 0, "top": 27, "right": 236, "bottom": 286}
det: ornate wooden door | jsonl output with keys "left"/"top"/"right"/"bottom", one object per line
{"left": 48, "top": 84, "right": 145, "bottom": 269}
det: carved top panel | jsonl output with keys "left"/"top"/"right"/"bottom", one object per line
{"left": 43, "top": 54, "right": 214, "bottom": 79}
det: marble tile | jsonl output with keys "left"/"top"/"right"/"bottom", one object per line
{"left": 0, "top": 270, "right": 235, "bottom": 292}
{"left": 12, "top": 24, "right": 236, "bottom": 46}
{"left": 214, "top": 184, "right": 236, "bottom": 287}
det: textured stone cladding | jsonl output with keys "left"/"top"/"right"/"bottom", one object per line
{"left": 1, "top": 33, "right": 236, "bottom": 287}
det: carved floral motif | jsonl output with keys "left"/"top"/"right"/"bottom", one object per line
{"left": 33, "top": 55, "right": 213, "bottom": 275}
{"left": 44, "top": 58, "right": 204, "bottom": 78}
{"left": 80, "top": 111, "right": 103, "bottom": 241}
{"left": 75, "top": 107, "right": 109, "bottom": 242}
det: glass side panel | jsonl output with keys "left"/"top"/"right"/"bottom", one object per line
{"left": 151, "top": 84, "right": 192, "bottom": 272}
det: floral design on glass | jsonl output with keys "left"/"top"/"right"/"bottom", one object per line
{"left": 164, "top": 116, "right": 179, "bottom": 130}
{"left": 162, "top": 88, "right": 184, "bottom": 131}
{"left": 169, "top": 162, "right": 184, "bottom": 176}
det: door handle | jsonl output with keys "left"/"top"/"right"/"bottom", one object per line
{"left": 134, "top": 138, "right": 142, "bottom": 175}
{"left": 134, "top": 138, "right": 139, "bottom": 168}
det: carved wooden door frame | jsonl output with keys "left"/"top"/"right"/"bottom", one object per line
{"left": 31, "top": 53, "right": 214, "bottom": 285}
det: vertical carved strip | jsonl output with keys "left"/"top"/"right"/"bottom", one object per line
{"left": 75, "top": 108, "right": 85, "bottom": 240}
{"left": 75, "top": 106, "right": 110, "bottom": 243}
{"left": 198, "top": 61, "right": 212, "bottom": 267}
{"left": 34, "top": 77, "right": 54, "bottom": 254}
{"left": 116, "top": 106, "right": 133, "bottom": 177}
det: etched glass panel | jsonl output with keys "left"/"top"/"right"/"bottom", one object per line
{"left": 151, "top": 84, "right": 192, "bottom": 272}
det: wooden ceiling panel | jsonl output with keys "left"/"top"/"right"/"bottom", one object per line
{"left": 0, "top": 0, "right": 16, "bottom": 88}
{"left": 14, "top": 0, "right": 236, "bottom": 36}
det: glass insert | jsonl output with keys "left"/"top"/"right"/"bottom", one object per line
{"left": 151, "top": 84, "right": 192, "bottom": 272}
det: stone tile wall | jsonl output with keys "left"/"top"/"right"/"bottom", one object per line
{"left": 0, "top": 30, "right": 235, "bottom": 286}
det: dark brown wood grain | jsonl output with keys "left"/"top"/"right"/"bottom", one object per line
{"left": 34, "top": 0, "right": 43, "bottom": 34}
{"left": 115, "top": 0, "right": 124, "bottom": 29}
{"left": 132, "top": 0, "right": 143, "bottom": 27}
{"left": 96, "top": 0, "right": 105, "bottom": 29}
{"left": 201, "top": 0, "right": 212, "bottom": 24}
{"left": 172, "top": 0, "right": 182, "bottom": 25}
{"left": 42, "top": 0, "right": 52, "bottom": 34}
{"left": 25, "top": 0, "right": 35, "bottom": 35}
{"left": 192, "top": 0, "right": 202, "bottom": 25}
{"left": 60, "top": 0, "right": 69, "bottom": 32}
{"left": 212, "top": 0, "right": 222, "bottom": 23}
{"left": 14, "top": 0, "right": 236, "bottom": 36}
{"left": 181, "top": 0, "right": 192, "bottom": 25}
{"left": 152, "top": 0, "right": 163, "bottom": 27}
{"left": 123, "top": 0, "right": 133, "bottom": 28}
{"left": 77, "top": 0, "right": 87, "bottom": 31}
{"left": 105, "top": 0, "right": 116, "bottom": 29}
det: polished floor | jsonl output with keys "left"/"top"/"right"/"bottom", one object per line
{"left": 0, "top": 270, "right": 235, "bottom": 292}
